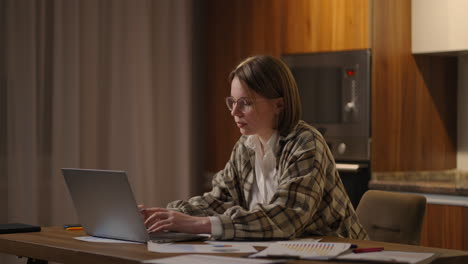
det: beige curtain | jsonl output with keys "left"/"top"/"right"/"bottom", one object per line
{"left": 1, "top": 1, "right": 202, "bottom": 262}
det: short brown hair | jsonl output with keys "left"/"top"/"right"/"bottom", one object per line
{"left": 229, "top": 55, "right": 302, "bottom": 135}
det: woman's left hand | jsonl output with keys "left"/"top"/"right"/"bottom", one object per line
{"left": 143, "top": 207, "right": 211, "bottom": 234}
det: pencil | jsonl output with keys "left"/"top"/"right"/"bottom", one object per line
{"left": 65, "top": 227, "right": 83, "bottom": 231}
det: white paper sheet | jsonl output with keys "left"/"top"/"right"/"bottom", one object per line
{"left": 206, "top": 238, "right": 321, "bottom": 248}
{"left": 337, "top": 250, "right": 435, "bottom": 264}
{"left": 147, "top": 241, "right": 257, "bottom": 253}
{"left": 74, "top": 236, "right": 141, "bottom": 244}
{"left": 142, "top": 254, "right": 285, "bottom": 264}
{"left": 206, "top": 241, "right": 280, "bottom": 247}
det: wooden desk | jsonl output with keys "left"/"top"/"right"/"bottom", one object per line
{"left": 1, "top": 227, "right": 468, "bottom": 264}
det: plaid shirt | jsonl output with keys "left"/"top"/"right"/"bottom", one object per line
{"left": 168, "top": 121, "right": 368, "bottom": 240}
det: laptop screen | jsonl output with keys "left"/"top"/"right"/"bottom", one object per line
{"left": 62, "top": 168, "right": 150, "bottom": 242}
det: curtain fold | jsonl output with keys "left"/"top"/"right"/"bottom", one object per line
{"left": 1, "top": 3, "right": 199, "bottom": 263}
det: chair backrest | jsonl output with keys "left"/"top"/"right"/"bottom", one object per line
{"left": 356, "top": 190, "right": 427, "bottom": 245}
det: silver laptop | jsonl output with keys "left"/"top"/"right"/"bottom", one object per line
{"left": 62, "top": 168, "right": 208, "bottom": 243}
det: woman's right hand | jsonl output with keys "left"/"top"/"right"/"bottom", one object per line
{"left": 138, "top": 205, "right": 211, "bottom": 234}
{"left": 142, "top": 207, "right": 211, "bottom": 234}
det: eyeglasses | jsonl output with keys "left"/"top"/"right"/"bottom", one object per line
{"left": 225, "top": 97, "right": 254, "bottom": 113}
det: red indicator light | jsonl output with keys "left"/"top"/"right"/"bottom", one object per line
{"left": 346, "top": 70, "right": 356, "bottom": 76}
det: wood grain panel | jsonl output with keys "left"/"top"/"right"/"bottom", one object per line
{"left": 204, "top": 0, "right": 284, "bottom": 172}
{"left": 283, "top": 0, "right": 370, "bottom": 54}
{"left": 420, "top": 204, "right": 468, "bottom": 250}
{"left": 371, "top": 0, "right": 457, "bottom": 171}
{"left": 0, "top": 0, "right": 6, "bottom": 223}
{"left": 465, "top": 206, "right": 468, "bottom": 251}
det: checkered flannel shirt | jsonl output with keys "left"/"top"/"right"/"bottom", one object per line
{"left": 168, "top": 120, "right": 369, "bottom": 240}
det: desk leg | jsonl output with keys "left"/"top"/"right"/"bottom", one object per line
{"left": 26, "top": 258, "right": 48, "bottom": 264}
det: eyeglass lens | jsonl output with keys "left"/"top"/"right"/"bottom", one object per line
{"left": 226, "top": 97, "right": 251, "bottom": 112}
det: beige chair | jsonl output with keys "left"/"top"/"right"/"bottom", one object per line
{"left": 356, "top": 190, "right": 427, "bottom": 245}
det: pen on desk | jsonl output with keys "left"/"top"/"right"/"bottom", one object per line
{"left": 353, "top": 247, "right": 384, "bottom": 253}
{"left": 65, "top": 227, "right": 83, "bottom": 231}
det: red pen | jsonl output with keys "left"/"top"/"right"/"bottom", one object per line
{"left": 353, "top": 247, "right": 384, "bottom": 253}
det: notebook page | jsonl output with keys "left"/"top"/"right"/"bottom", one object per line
{"left": 337, "top": 250, "right": 435, "bottom": 264}
{"left": 143, "top": 254, "right": 285, "bottom": 264}
{"left": 250, "top": 241, "right": 352, "bottom": 260}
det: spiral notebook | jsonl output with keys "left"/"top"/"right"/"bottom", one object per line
{"left": 250, "top": 241, "right": 352, "bottom": 260}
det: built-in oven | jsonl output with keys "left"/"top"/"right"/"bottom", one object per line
{"left": 282, "top": 49, "right": 371, "bottom": 208}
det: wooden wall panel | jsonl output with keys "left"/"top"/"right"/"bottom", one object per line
{"left": 204, "top": 0, "right": 284, "bottom": 172}
{"left": 420, "top": 204, "right": 468, "bottom": 250}
{"left": 283, "top": 0, "right": 370, "bottom": 54}
{"left": 371, "top": 0, "right": 457, "bottom": 171}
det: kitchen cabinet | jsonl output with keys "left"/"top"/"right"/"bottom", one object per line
{"left": 421, "top": 203, "right": 468, "bottom": 250}
{"left": 203, "top": 0, "right": 457, "bottom": 173}
{"left": 283, "top": 0, "right": 369, "bottom": 54}
{"left": 372, "top": 0, "right": 457, "bottom": 171}
{"left": 412, "top": 0, "right": 468, "bottom": 54}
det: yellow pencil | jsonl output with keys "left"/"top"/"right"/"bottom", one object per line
{"left": 65, "top": 227, "right": 83, "bottom": 231}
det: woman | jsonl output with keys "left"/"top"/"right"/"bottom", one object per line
{"left": 141, "top": 55, "right": 368, "bottom": 240}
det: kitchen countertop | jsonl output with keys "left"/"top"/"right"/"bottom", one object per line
{"left": 369, "top": 169, "right": 468, "bottom": 197}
